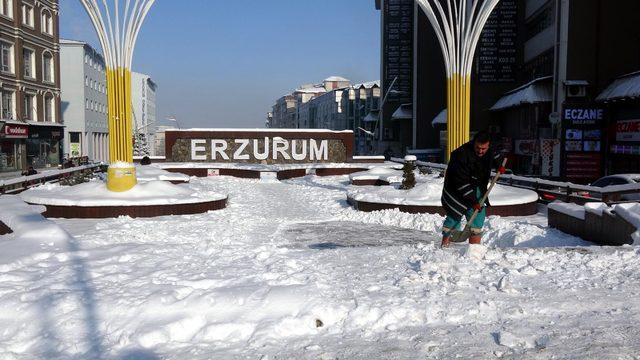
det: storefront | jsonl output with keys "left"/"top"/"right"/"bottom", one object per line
{"left": 489, "top": 76, "right": 554, "bottom": 176}
{"left": 26, "top": 125, "right": 63, "bottom": 169}
{"left": 0, "top": 124, "right": 28, "bottom": 173}
{"left": 596, "top": 71, "right": 640, "bottom": 175}
{"left": 560, "top": 105, "right": 606, "bottom": 183}
{"left": 608, "top": 117, "right": 640, "bottom": 173}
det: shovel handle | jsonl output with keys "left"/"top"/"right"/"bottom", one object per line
{"left": 458, "top": 158, "right": 508, "bottom": 237}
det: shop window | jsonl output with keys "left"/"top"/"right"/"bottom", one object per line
{"left": 27, "top": 138, "right": 60, "bottom": 168}
{"left": 69, "top": 132, "right": 81, "bottom": 157}
{"left": 0, "top": 140, "right": 18, "bottom": 172}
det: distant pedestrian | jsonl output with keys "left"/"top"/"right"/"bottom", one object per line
{"left": 440, "top": 131, "right": 506, "bottom": 247}
{"left": 21, "top": 166, "right": 38, "bottom": 176}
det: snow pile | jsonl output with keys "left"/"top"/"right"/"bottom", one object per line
{"left": 348, "top": 174, "right": 538, "bottom": 206}
{"left": 0, "top": 195, "right": 73, "bottom": 265}
{"left": 584, "top": 202, "right": 609, "bottom": 216}
{"left": 548, "top": 201, "right": 586, "bottom": 220}
{"left": 20, "top": 179, "right": 226, "bottom": 206}
{"left": 349, "top": 167, "right": 403, "bottom": 183}
{"left": 135, "top": 165, "right": 190, "bottom": 183}
{"left": 614, "top": 203, "right": 640, "bottom": 244}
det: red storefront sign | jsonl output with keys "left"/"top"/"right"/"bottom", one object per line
{"left": 3, "top": 124, "right": 29, "bottom": 139}
{"left": 616, "top": 119, "right": 640, "bottom": 142}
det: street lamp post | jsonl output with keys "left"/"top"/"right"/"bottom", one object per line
{"left": 79, "top": 0, "right": 156, "bottom": 192}
{"left": 416, "top": 0, "right": 501, "bottom": 160}
{"left": 373, "top": 76, "right": 401, "bottom": 154}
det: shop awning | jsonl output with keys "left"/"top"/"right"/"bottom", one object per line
{"left": 490, "top": 76, "right": 553, "bottom": 111}
{"left": 391, "top": 103, "right": 412, "bottom": 120}
{"left": 431, "top": 109, "right": 446, "bottom": 126}
{"left": 596, "top": 71, "right": 640, "bottom": 102}
{"left": 363, "top": 110, "right": 379, "bottom": 123}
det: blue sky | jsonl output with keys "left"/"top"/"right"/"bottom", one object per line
{"left": 60, "top": 1, "right": 381, "bottom": 129}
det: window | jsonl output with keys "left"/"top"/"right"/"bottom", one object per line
{"left": 85, "top": 99, "right": 89, "bottom": 110}
{"left": 85, "top": 76, "right": 89, "bottom": 87}
{"left": 43, "top": 52, "right": 53, "bottom": 82}
{"left": 0, "top": 41, "right": 13, "bottom": 73}
{"left": 44, "top": 94, "right": 54, "bottom": 122}
{"left": 23, "top": 48, "right": 34, "bottom": 78}
{"left": 0, "top": 0, "right": 13, "bottom": 18}
{"left": 1, "top": 91, "right": 14, "bottom": 119}
{"left": 21, "top": 3, "right": 33, "bottom": 27}
{"left": 41, "top": 10, "right": 53, "bottom": 35}
{"left": 85, "top": 55, "right": 89, "bottom": 64}
{"left": 23, "top": 93, "right": 35, "bottom": 120}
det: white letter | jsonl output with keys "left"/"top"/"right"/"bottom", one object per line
{"left": 254, "top": 137, "right": 269, "bottom": 160}
{"left": 310, "top": 139, "right": 328, "bottom": 161}
{"left": 234, "top": 139, "right": 250, "bottom": 160}
{"left": 191, "top": 139, "right": 206, "bottom": 160}
{"left": 272, "top": 137, "right": 291, "bottom": 160}
{"left": 211, "top": 140, "right": 229, "bottom": 160}
{"left": 291, "top": 140, "right": 307, "bottom": 161}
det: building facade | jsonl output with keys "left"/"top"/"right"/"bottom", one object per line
{"left": 490, "top": 0, "right": 640, "bottom": 181}
{"left": 341, "top": 81, "right": 380, "bottom": 154}
{"left": 60, "top": 39, "right": 108, "bottom": 162}
{"left": 270, "top": 76, "right": 350, "bottom": 129}
{"left": 377, "top": 0, "right": 640, "bottom": 181}
{"left": 0, "top": 0, "right": 62, "bottom": 173}
{"left": 131, "top": 71, "right": 157, "bottom": 156}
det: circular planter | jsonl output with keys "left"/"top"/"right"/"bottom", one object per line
{"left": 347, "top": 196, "right": 538, "bottom": 217}
{"left": 30, "top": 198, "right": 227, "bottom": 219}
{"left": 20, "top": 180, "right": 228, "bottom": 219}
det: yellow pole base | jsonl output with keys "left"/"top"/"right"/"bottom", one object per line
{"left": 106, "top": 165, "right": 137, "bottom": 192}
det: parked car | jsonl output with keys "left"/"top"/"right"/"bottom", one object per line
{"left": 540, "top": 174, "right": 640, "bottom": 202}
{"left": 579, "top": 174, "right": 640, "bottom": 201}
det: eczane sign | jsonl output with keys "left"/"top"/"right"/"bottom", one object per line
{"left": 165, "top": 129, "right": 354, "bottom": 164}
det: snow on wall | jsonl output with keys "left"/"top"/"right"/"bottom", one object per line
{"left": 548, "top": 202, "right": 586, "bottom": 220}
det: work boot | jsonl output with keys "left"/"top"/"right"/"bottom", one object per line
{"left": 441, "top": 236, "right": 451, "bottom": 248}
{"left": 469, "top": 235, "right": 482, "bottom": 245}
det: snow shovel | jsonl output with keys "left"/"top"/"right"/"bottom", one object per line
{"left": 450, "top": 158, "right": 508, "bottom": 243}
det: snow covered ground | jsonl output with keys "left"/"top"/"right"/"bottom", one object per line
{"left": 1, "top": 174, "right": 639, "bottom": 359}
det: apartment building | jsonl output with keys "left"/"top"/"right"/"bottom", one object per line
{"left": 60, "top": 39, "right": 108, "bottom": 162}
{"left": 0, "top": 0, "right": 61, "bottom": 173}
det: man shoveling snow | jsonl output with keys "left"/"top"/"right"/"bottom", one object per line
{"left": 440, "top": 131, "right": 506, "bottom": 248}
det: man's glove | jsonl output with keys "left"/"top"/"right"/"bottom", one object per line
{"left": 498, "top": 166, "right": 507, "bottom": 174}
{"left": 473, "top": 203, "right": 483, "bottom": 211}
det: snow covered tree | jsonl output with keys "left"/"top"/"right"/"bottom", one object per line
{"left": 400, "top": 155, "right": 417, "bottom": 190}
{"left": 133, "top": 133, "right": 151, "bottom": 157}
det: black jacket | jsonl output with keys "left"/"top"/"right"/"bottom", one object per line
{"left": 441, "top": 141, "right": 503, "bottom": 217}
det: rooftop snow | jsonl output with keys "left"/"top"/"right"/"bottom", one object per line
{"left": 597, "top": 71, "right": 640, "bottom": 102}
{"left": 490, "top": 76, "right": 553, "bottom": 111}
